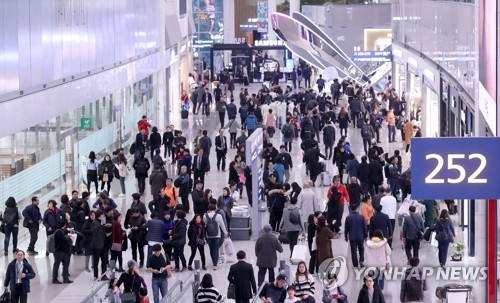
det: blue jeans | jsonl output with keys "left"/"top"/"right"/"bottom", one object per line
{"left": 3, "top": 225, "right": 18, "bottom": 252}
{"left": 388, "top": 125, "right": 396, "bottom": 142}
{"left": 119, "top": 177, "right": 126, "bottom": 194}
{"left": 151, "top": 277, "right": 168, "bottom": 303}
{"left": 206, "top": 237, "right": 222, "bottom": 267}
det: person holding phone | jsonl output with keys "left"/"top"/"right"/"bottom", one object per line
{"left": 322, "top": 274, "right": 348, "bottom": 303}
{"left": 4, "top": 250, "right": 36, "bottom": 303}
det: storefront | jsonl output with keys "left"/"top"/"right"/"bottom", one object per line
{"left": 0, "top": 75, "right": 159, "bottom": 206}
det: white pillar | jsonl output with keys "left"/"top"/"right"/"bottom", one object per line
{"left": 289, "top": 0, "right": 300, "bottom": 16}
{"left": 223, "top": 0, "right": 235, "bottom": 44}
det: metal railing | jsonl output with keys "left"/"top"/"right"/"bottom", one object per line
{"left": 161, "top": 279, "right": 182, "bottom": 303}
{"left": 251, "top": 281, "right": 267, "bottom": 303}
{"left": 171, "top": 281, "right": 195, "bottom": 303}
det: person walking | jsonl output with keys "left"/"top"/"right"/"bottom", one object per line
{"left": 279, "top": 198, "right": 304, "bottom": 257}
{"left": 187, "top": 214, "right": 207, "bottom": 270}
{"left": 402, "top": 206, "right": 424, "bottom": 261}
{"left": 111, "top": 213, "right": 125, "bottom": 272}
{"left": 91, "top": 210, "right": 109, "bottom": 281}
{"left": 432, "top": 209, "right": 456, "bottom": 268}
{"left": 356, "top": 274, "right": 386, "bottom": 303}
{"left": 204, "top": 204, "right": 228, "bottom": 270}
{"left": 146, "top": 244, "right": 171, "bottom": 303}
{"left": 2, "top": 197, "right": 21, "bottom": 256}
{"left": 215, "top": 129, "right": 228, "bottom": 172}
{"left": 344, "top": 204, "right": 368, "bottom": 268}
{"left": 169, "top": 210, "right": 188, "bottom": 272}
{"left": 3, "top": 250, "right": 36, "bottom": 303}
{"left": 192, "top": 148, "right": 210, "bottom": 188}
{"left": 216, "top": 187, "right": 234, "bottom": 232}
{"left": 316, "top": 216, "right": 336, "bottom": 269}
{"left": 126, "top": 208, "right": 147, "bottom": 268}
{"left": 52, "top": 221, "right": 73, "bottom": 284}
{"left": 386, "top": 108, "right": 396, "bottom": 142}
{"left": 255, "top": 224, "right": 284, "bottom": 286}
{"left": 117, "top": 259, "right": 145, "bottom": 303}
{"left": 196, "top": 273, "right": 226, "bottom": 302}
{"left": 174, "top": 165, "right": 193, "bottom": 213}
{"left": 99, "top": 154, "right": 115, "bottom": 194}
{"left": 22, "top": 197, "right": 42, "bottom": 256}
{"left": 400, "top": 257, "right": 428, "bottom": 302}
{"left": 82, "top": 210, "right": 96, "bottom": 272}
{"left": 296, "top": 181, "right": 320, "bottom": 231}
{"left": 228, "top": 250, "right": 257, "bottom": 303}
{"left": 365, "top": 229, "right": 392, "bottom": 290}
{"left": 292, "top": 261, "right": 315, "bottom": 301}
{"left": 149, "top": 165, "right": 167, "bottom": 197}
{"left": 369, "top": 205, "right": 393, "bottom": 247}
{"left": 380, "top": 187, "right": 397, "bottom": 244}
{"left": 86, "top": 151, "right": 99, "bottom": 194}
{"left": 133, "top": 151, "right": 151, "bottom": 196}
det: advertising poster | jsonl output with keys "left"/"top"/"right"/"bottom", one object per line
{"left": 257, "top": 1, "right": 268, "bottom": 33}
{"left": 192, "top": 0, "right": 224, "bottom": 63}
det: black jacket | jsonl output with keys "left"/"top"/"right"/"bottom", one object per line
{"left": 192, "top": 155, "right": 210, "bottom": 173}
{"left": 4, "top": 259, "right": 35, "bottom": 294}
{"left": 228, "top": 261, "right": 258, "bottom": 301}
{"left": 148, "top": 195, "right": 171, "bottom": 220}
{"left": 82, "top": 218, "right": 94, "bottom": 252}
{"left": 71, "top": 206, "right": 86, "bottom": 232}
{"left": 198, "top": 136, "right": 212, "bottom": 156}
{"left": 149, "top": 132, "right": 162, "bottom": 149}
{"left": 192, "top": 189, "right": 207, "bottom": 216}
{"left": 357, "top": 285, "right": 385, "bottom": 303}
{"left": 357, "top": 162, "right": 370, "bottom": 183}
{"left": 187, "top": 222, "right": 205, "bottom": 247}
{"left": 215, "top": 135, "right": 228, "bottom": 154}
{"left": 170, "top": 219, "right": 188, "bottom": 246}
{"left": 368, "top": 160, "right": 384, "bottom": 185}
{"left": 369, "top": 211, "right": 393, "bottom": 239}
{"left": 91, "top": 220, "right": 107, "bottom": 249}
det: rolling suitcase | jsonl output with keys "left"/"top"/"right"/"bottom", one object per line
{"left": 181, "top": 109, "right": 188, "bottom": 119}
{"left": 290, "top": 238, "right": 308, "bottom": 265}
{"left": 356, "top": 116, "right": 364, "bottom": 128}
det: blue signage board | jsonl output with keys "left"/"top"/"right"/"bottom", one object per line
{"left": 411, "top": 138, "right": 500, "bottom": 199}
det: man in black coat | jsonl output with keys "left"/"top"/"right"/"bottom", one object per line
{"left": 214, "top": 129, "right": 228, "bottom": 171}
{"left": 228, "top": 250, "right": 257, "bottom": 303}
{"left": 192, "top": 148, "right": 210, "bottom": 189}
{"left": 368, "top": 157, "right": 384, "bottom": 196}
{"left": 369, "top": 204, "right": 393, "bottom": 248}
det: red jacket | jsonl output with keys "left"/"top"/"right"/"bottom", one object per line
{"left": 327, "top": 184, "right": 350, "bottom": 206}
{"left": 112, "top": 222, "right": 124, "bottom": 244}
{"left": 138, "top": 119, "right": 151, "bottom": 135}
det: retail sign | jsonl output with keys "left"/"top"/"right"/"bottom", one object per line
{"left": 80, "top": 118, "right": 92, "bottom": 130}
{"left": 254, "top": 40, "right": 284, "bottom": 47}
{"left": 411, "top": 137, "right": 500, "bottom": 199}
{"left": 352, "top": 51, "right": 392, "bottom": 63}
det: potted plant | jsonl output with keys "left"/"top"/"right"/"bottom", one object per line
{"left": 451, "top": 242, "right": 465, "bottom": 261}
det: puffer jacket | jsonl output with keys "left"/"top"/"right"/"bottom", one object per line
{"left": 364, "top": 237, "right": 391, "bottom": 267}
{"left": 279, "top": 204, "right": 304, "bottom": 233}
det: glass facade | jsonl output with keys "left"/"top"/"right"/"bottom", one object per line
{"left": 192, "top": 0, "right": 224, "bottom": 66}
{"left": 0, "top": 76, "right": 157, "bottom": 210}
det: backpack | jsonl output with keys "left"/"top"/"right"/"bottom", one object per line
{"left": 205, "top": 214, "right": 219, "bottom": 237}
{"left": 289, "top": 208, "right": 301, "bottom": 225}
{"left": 283, "top": 124, "right": 293, "bottom": 138}
{"left": 47, "top": 229, "right": 62, "bottom": 253}
{"left": 405, "top": 269, "right": 425, "bottom": 300}
{"left": 2, "top": 208, "right": 18, "bottom": 226}
{"left": 302, "top": 123, "right": 314, "bottom": 139}
{"left": 323, "top": 126, "right": 334, "bottom": 141}
{"left": 361, "top": 124, "right": 372, "bottom": 140}
{"left": 136, "top": 160, "right": 147, "bottom": 174}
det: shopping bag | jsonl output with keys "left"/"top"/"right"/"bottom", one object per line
{"left": 430, "top": 231, "right": 439, "bottom": 247}
{"left": 291, "top": 238, "right": 308, "bottom": 265}
{"left": 224, "top": 238, "right": 236, "bottom": 257}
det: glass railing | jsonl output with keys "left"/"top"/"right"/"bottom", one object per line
{"left": 161, "top": 279, "right": 182, "bottom": 303}
{"left": 172, "top": 281, "right": 195, "bottom": 302}
{"left": 251, "top": 282, "right": 268, "bottom": 303}
{"left": 80, "top": 281, "right": 108, "bottom": 303}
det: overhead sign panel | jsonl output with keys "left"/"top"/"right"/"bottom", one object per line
{"left": 411, "top": 137, "right": 500, "bottom": 199}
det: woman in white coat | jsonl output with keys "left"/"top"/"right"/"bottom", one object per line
{"left": 296, "top": 181, "right": 320, "bottom": 231}
{"left": 364, "top": 229, "right": 392, "bottom": 290}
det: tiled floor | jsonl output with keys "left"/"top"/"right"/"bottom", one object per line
{"left": 0, "top": 83, "right": 484, "bottom": 303}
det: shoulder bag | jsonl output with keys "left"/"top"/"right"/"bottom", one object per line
{"left": 409, "top": 215, "right": 423, "bottom": 239}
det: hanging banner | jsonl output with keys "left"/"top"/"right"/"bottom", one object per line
{"left": 257, "top": 1, "right": 268, "bottom": 33}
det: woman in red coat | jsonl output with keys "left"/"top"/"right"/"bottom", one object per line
{"left": 111, "top": 213, "right": 125, "bottom": 272}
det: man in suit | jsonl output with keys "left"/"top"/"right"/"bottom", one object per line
{"left": 228, "top": 250, "right": 257, "bottom": 303}
{"left": 135, "top": 128, "right": 148, "bottom": 156}
{"left": 192, "top": 148, "right": 209, "bottom": 189}
{"left": 215, "top": 129, "right": 228, "bottom": 171}
{"left": 369, "top": 204, "right": 393, "bottom": 248}
{"left": 198, "top": 130, "right": 212, "bottom": 158}
{"left": 344, "top": 204, "right": 368, "bottom": 268}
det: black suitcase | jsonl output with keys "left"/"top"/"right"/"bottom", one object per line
{"left": 181, "top": 110, "right": 188, "bottom": 119}
{"left": 356, "top": 117, "right": 364, "bottom": 128}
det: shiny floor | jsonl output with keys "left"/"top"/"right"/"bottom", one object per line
{"left": 0, "top": 83, "right": 485, "bottom": 303}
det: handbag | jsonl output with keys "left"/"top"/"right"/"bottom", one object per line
{"left": 102, "top": 173, "right": 109, "bottom": 182}
{"left": 0, "top": 290, "right": 10, "bottom": 303}
{"left": 196, "top": 238, "right": 206, "bottom": 246}
{"left": 227, "top": 283, "right": 235, "bottom": 299}
{"left": 435, "top": 220, "right": 448, "bottom": 242}
{"left": 120, "top": 291, "right": 136, "bottom": 303}
{"left": 0, "top": 223, "right": 5, "bottom": 234}
{"left": 409, "top": 215, "right": 423, "bottom": 239}
{"left": 111, "top": 242, "right": 122, "bottom": 251}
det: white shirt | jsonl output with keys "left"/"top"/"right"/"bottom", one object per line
{"left": 380, "top": 195, "right": 397, "bottom": 219}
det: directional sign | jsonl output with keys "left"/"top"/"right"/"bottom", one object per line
{"left": 411, "top": 137, "right": 500, "bottom": 199}
{"left": 80, "top": 118, "right": 92, "bottom": 130}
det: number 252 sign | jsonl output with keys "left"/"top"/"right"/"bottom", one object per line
{"left": 411, "top": 138, "right": 500, "bottom": 199}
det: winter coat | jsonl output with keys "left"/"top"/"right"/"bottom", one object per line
{"left": 187, "top": 222, "right": 205, "bottom": 247}
{"left": 4, "top": 259, "right": 36, "bottom": 294}
{"left": 170, "top": 219, "right": 188, "bottom": 247}
{"left": 43, "top": 208, "right": 61, "bottom": 233}
{"left": 255, "top": 231, "right": 283, "bottom": 268}
{"left": 357, "top": 285, "right": 385, "bottom": 303}
{"left": 316, "top": 226, "right": 336, "bottom": 266}
{"left": 297, "top": 189, "right": 320, "bottom": 224}
{"left": 279, "top": 204, "right": 304, "bottom": 233}
{"left": 365, "top": 237, "right": 391, "bottom": 268}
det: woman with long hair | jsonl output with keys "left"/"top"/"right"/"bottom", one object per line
{"left": 99, "top": 154, "right": 115, "bottom": 194}
{"left": 338, "top": 107, "right": 350, "bottom": 137}
{"left": 433, "top": 209, "right": 456, "bottom": 268}
{"left": 307, "top": 213, "right": 319, "bottom": 275}
{"left": 86, "top": 151, "right": 99, "bottom": 194}
{"left": 195, "top": 273, "right": 225, "bottom": 302}
{"left": 228, "top": 161, "right": 240, "bottom": 186}
{"left": 115, "top": 152, "right": 128, "bottom": 196}
{"left": 203, "top": 189, "right": 217, "bottom": 207}
{"left": 316, "top": 216, "right": 336, "bottom": 267}
{"left": 2, "top": 197, "right": 21, "bottom": 256}
{"left": 187, "top": 214, "right": 207, "bottom": 270}
{"left": 292, "top": 261, "right": 315, "bottom": 301}
{"left": 111, "top": 213, "right": 125, "bottom": 272}
{"left": 170, "top": 210, "right": 188, "bottom": 272}
{"left": 216, "top": 187, "right": 234, "bottom": 233}
{"left": 82, "top": 210, "right": 96, "bottom": 272}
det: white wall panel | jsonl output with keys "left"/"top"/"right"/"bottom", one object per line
{"left": 0, "top": 0, "right": 162, "bottom": 98}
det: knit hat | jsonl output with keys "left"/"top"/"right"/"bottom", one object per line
{"left": 127, "top": 259, "right": 138, "bottom": 270}
{"left": 263, "top": 224, "right": 272, "bottom": 232}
